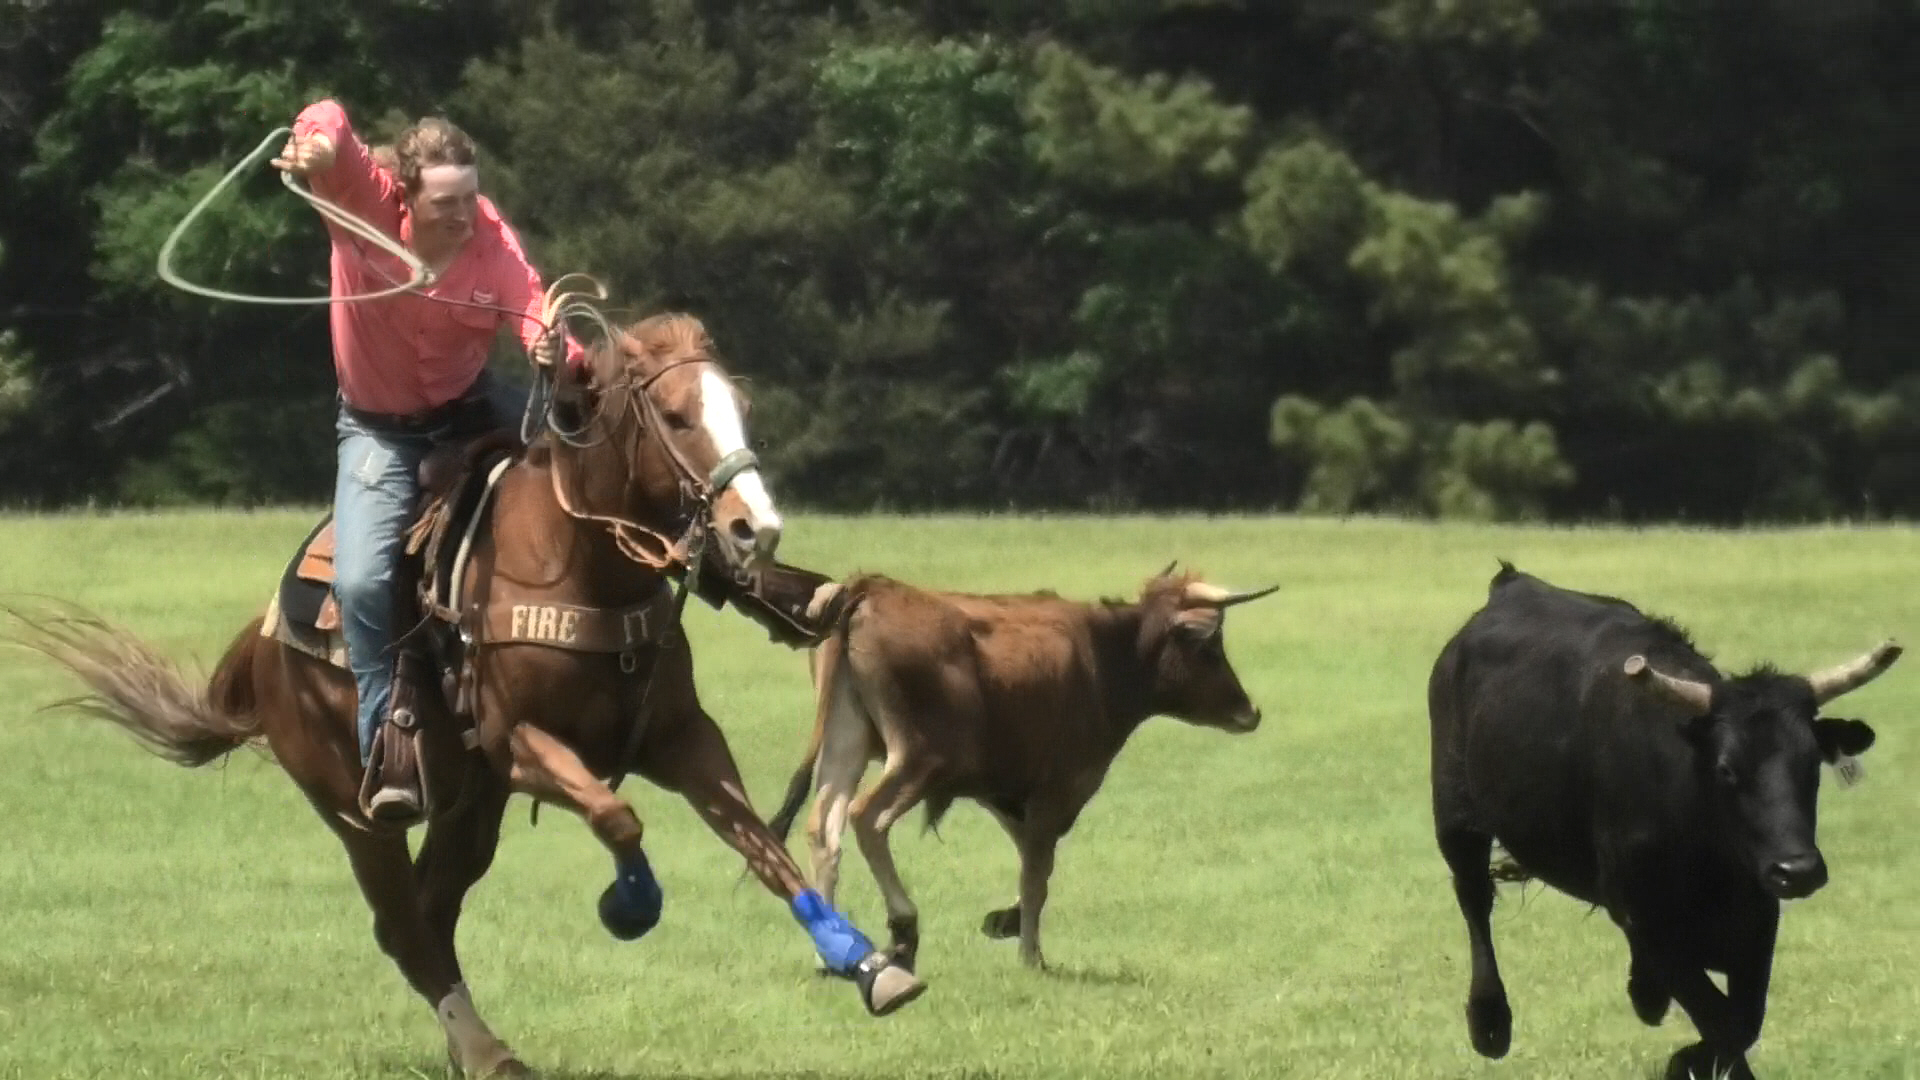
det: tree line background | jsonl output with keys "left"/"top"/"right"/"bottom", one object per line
{"left": 2, "top": 0, "right": 1918, "bottom": 521}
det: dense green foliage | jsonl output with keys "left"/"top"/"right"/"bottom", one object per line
{"left": 4, "top": 2, "right": 1918, "bottom": 519}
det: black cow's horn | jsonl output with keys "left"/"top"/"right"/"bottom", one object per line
{"left": 1808, "top": 639, "right": 1903, "bottom": 704}
{"left": 1184, "top": 581, "right": 1279, "bottom": 608}
{"left": 1623, "top": 654, "right": 1713, "bottom": 714}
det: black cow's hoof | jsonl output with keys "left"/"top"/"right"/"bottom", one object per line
{"left": 1666, "top": 1043, "right": 1753, "bottom": 1080}
{"left": 852, "top": 951, "right": 927, "bottom": 1017}
{"left": 980, "top": 906, "right": 1020, "bottom": 940}
{"left": 1467, "top": 990, "right": 1512, "bottom": 1059}
{"left": 1628, "top": 970, "right": 1671, "bottom": 1026}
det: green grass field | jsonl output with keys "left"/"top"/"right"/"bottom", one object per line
{"left": 0, "top": 511, "right": 1916, "bottom": 1079}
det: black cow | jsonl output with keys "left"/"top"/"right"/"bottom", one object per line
{"left": 1429, "top": 562, "right": 1897, "bottom": 1079}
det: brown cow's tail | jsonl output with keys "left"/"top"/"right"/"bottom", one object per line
{"left": 767, "top": 632, "right": 840, "bottom": 845}
{"left": 1, "top": 603, "right": 263, "bottom": 768}
{"left": 767, "top": 585, "right": 866, "bottom": 845}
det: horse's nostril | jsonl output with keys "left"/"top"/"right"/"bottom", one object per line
{"left": 728, "top": 519, "right": 756, "bottom": 546}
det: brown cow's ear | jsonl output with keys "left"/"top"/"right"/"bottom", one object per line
{"left": 1172, "top": 612, "right": 1221, "bottom": 641}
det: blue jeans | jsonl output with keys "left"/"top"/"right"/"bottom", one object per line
{"left": 332, "top": 371, "right": 528, "bottom": 765}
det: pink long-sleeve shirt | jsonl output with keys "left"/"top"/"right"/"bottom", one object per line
{"left": 292, "top": 100, "right": 580, "bottom": 416}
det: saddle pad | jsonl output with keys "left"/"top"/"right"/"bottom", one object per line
{"left": 279, "top": 513, "right": 339, "bottom": 632}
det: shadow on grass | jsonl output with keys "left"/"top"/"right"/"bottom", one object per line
{"left": 1037, "top": 959, "right": 1151, "bottom": 987}
{"left": 384, "top": 1063, "right": 1016, "bottom": 1080}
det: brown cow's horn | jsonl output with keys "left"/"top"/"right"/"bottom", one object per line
{"left": 1623, "top": 655, "right": 1713, "bottom": 714}
{"left": 1184, "top": 581, "right": 1279, "bottom": 608}
{"left": 1807, "top": 639, "right": 1903, "bottom": 704}
{"left": 1159, "top": 560, "right": 1180, "bottom": 578}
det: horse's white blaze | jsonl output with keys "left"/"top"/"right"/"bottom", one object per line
{"left": 436, "top": 983, "right": 507, "bottom": 1070}
{"left": 698, "top": 368, "right": 781, "bottom": 538}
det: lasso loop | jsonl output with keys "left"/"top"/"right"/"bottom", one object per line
{"left": 156, "top": 127, "right": 432, "bottom": 304}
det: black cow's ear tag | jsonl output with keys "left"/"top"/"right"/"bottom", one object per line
{"left": 1829, "top": 753, "right": 1865, "bottom": 788}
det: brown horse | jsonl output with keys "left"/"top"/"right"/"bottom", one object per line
{"left": 2, "top": 312, "right": 924, "bottom": 1077}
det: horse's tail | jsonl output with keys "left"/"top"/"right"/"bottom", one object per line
{"left": 2, "top": 603, "right": 263, "bottom": 767}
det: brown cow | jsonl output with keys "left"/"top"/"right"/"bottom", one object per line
{"left": 767, "top": 564, "right": 1274, "bottom": 972}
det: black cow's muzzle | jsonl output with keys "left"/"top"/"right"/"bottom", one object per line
{"left": 1762, "top": 851, "right": 1828, "bottom": 899}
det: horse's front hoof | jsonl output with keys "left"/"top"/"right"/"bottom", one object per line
{"left": 853, "top": 952, "right": 926, "bottom": 1017}
{"left": 598, "top": 879, "right": 662, "bottom": 941}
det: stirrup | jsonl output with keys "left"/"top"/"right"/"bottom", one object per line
{"left": 356, "top": 708, "right": 426, "bottom": 829}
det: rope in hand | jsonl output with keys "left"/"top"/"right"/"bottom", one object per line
{"left": 156, "top": 127, "right": 432, "bottom": 304}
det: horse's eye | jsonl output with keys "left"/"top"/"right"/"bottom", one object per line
{"left": 663, "top": 410, "right": 694, "bottom": 431}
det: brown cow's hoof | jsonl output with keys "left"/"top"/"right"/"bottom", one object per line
{"left": 853, "top": 952, "right": 926, "bottom": 1017}
{"left": 980, "top": 906, "right": 1020, "bottom": 939}
{"left": 479, "top": 1054, "right": 535, "bottom": 1078}
{"left": 886, "top": 914, "right": 920, "bottom": 972}
{"left": 451, "top": 1041, "right": 534, "bottom": 1078}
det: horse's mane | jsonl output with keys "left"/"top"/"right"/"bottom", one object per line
{"left": 587, "top": 313, "right": 716, "bottom": 387}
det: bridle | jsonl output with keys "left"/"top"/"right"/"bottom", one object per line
{"left": 539, "top": 329, "right": 761, "bottom": 592}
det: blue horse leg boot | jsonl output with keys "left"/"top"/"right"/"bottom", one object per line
{"left": 790, "top": 889, "right": 927, "bottom": 1017}
{"left": 598, "top": 849, "right": 663, "bottom": 941}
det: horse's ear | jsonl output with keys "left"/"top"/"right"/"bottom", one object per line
{"left": 540, "top": 346, "right": 597, "bottom": 434}
{"left": 553, "top": 341, "right": 596, "bottom": 396}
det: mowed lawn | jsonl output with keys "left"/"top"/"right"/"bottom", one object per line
{"left": 0, "top": 511, "right": 1916, "bottom": 1080}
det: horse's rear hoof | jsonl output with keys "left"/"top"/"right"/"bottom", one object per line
{"left": 854, "top": 952, "right": 926, "bottom": 1017}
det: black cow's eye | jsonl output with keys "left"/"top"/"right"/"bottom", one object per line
{"left": 1715, "top": 761, "right": 1739, "bottom": 788}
